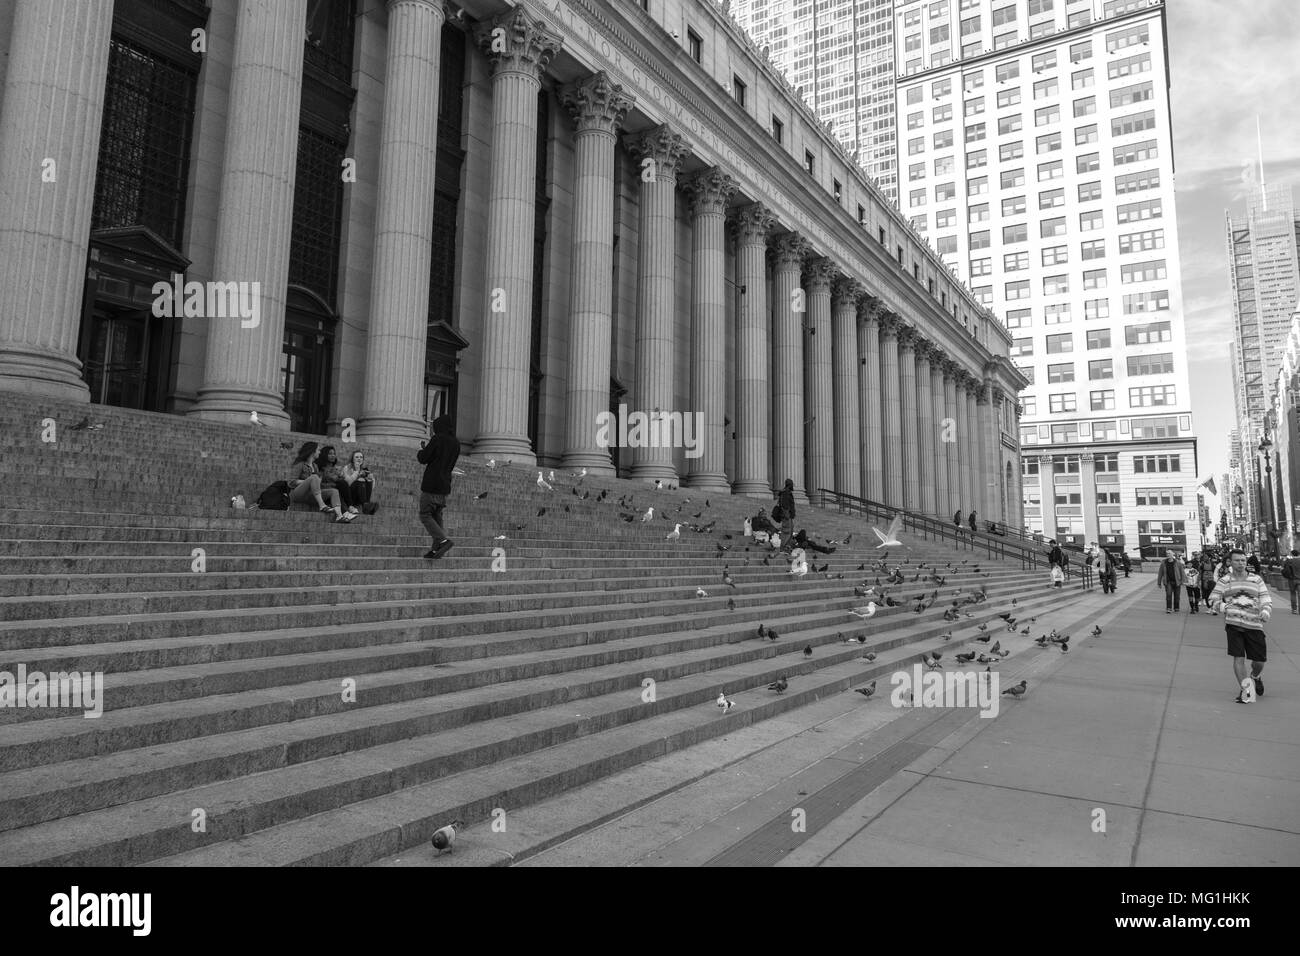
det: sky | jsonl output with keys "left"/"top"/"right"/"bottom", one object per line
{"left": 1167, "top": 0, "right": 1300, "bottom": 516}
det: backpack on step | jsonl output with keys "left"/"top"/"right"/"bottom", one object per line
{"left": 257, "top": 480, "right": 290, "bottom": 510}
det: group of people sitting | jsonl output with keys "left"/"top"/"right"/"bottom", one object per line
{"left": 287, "top": 442, "right": 377, "bottom": 522}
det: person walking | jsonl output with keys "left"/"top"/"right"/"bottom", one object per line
{"left": 1246, "top": 551, "right": 1262, "bottom": 574}
{"left": 1156, "top": 551, "right": 1186, "bottom": 613}
{"left": 1046, "top": 539, "right": 1064, "bottom": 588}
{"left": 1118, "top": 550, "right": 1131, "bottom": 578}
{"left": 417, "top": 414, "right": 460, "bottom": 559}
{"left": 1282, "top": 548, "right": 1300, "bottom": 614}
{"left": 953, "top": 509, "right": 962, "bottom": 531}
{"left": 967, "top": 510, "right": 977, "bottom": 534}
{"left": 1198, "top": 551, "right": 1219, "bottom": 614}
{"left": 775, "top": 479, "right": 796, "bottom": 551}
{"left": 1185, "top": 562, "right": 1201, "bottom": 614}
{"left": 1210, "top": 548, "right": 1273, "bottom": 703}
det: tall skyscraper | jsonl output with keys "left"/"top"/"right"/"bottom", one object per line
{"left": 736, "top": 0, "right": 1199, "bottom": 557}
{"left": 733, "top": 0, "right": 899, "bottom": 201}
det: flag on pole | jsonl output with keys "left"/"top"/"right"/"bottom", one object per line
{"left": 1199, "top": 476, "right": 1217, "bottom": 496}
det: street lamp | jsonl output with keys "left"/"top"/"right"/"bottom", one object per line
{"left": 1259, "top": 426, "right": 1277, "bottom": 559}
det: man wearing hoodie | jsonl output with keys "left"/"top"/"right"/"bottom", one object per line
{"left": 417, "top": 414, "right": 460, "bottom": 559}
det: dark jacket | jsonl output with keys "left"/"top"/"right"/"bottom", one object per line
{"left": 1156, "top": 557, "right": 1185, "bottom": 589}
{"left": 1283, "top": 556, "right": 1300, "bottom": 581}
{"left": 1247, "top": 554, "right": 1261, "bottom": 574}
{"left": 417, "top": 415, "right": 461, "bottom": 495}
{"left": 777, "top": 487, "right": 795, "bottom": 520}
{"left": 1048, "top": 545, "right": 1063, "bottom": 567}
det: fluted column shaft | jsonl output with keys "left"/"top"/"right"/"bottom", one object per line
{"left": 931, "top": 360, "right": 949, "bottom": 516}
{"left": 955, "top": 376, "right": 973, "bottom": 518}
{"left": 772, "top": 233, "right": 810, "bottom": 503}
{"left": 898, "top": 329, "right": 919, "bottom": 511}
{"left": 978, "top": 381, "right": 997, "bottom": 518}
{"left": 831, "top": 282, "right": 861, "bottom": 498}
{"left": 626, "top": 124, "right": 687, "bottom": 483}
{"left": 0, "top": 0, "right": 116, "bottom": 400}
{"left": 859, "top": 307, "right": 884, "bottom": 501}
{"left": 683, "top": 168, "right": 736, "bottom": 491}
{"left": 191, "top": 0, "right": 308, "bottom": 426}
{"left": 732, "top": 204, "right": 775, "bottom": 495}
{"left": 880, "top": 317, "right": 903, "bottom": 507}
{"left": 966, "top": 383, "right": 981, "bottom": 520}
{"left": 804, "top": 258, "right": 835, "bottom": 502}
{"left": 359, "top": 0, "right": 447, "bottom": 443}
{"left": 944, "top": 367, "right": 960, "bottom": 515}
{"left": 915, "top": 345, "right": 936, "bottom": 515}
{"left": 560, "top": 73, "right": 633, "bottom": 472}
{"left": 472, "top": 8, "right": 563, "bottom": 462}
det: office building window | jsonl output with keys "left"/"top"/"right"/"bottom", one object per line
{"left": 1006, "top": 307, "right": 1031, "bottom": 328}
{"left": 1083, "top": 268, "right": 1107, "bottom": 289}
{"left": 971, "top": 256, "right": 993, "bottom": 276}
{"left": 1085, "top": 298, "right": 1110, "bottom": 320}
{"left": 1004, "top": 250, "right": 1029, "bottom": 271}
{"left": 1078, "top": 180, "right": 1102, "bottom": 202}
{"left": 1090, "top": 389, "right": 1115, "bottom": 410}
{"left": 1042, "top": 244, "right": 1068, "bottom": 265}
{"left": 1087, "top": 328, "right": 1111, "bottom": 349}
{"left": 1112, "top": 110, "right": 1157, "bottom": 136}
{"left": 1076, "top": 152, "right": 1100, "bottom": 173}
{"left": 1043, "top": 273, "right": 1069, "bottom": 295}
{"left": 1117, "top": 199, "right": 1163, "bottom": 223}
{"left": 1039, "top": 160, "right": 1064, "bottom": 181}
{"left": 1039, "top": 187, "right": 1065, "bottom": 209}
{"left": 1079, "top": 209, "right": 1104, "bottom": 231}
{"left": 1126, "top": 352, "right": 1175, "bottom": 376}
{"left": 999, "top": 114, "right": 1024, "bottom": 135}
{"left": 1046, "top": 332, "right": 1073, "bottom": 353}
{"left": 1124, "top": 321, "right": 1172, "bottom": 345}
{"left": 1035, "top": 106, "right": 1061, "bottom": 127}
{"left": 1049, "top": 393, "right": 1077, "bottom": 413}
{"left": 1130, "top": 384, "right": 1177, "bottom": 407}
{"left": 1048, "top": 361, "right": 1075, "bottom": 382}
{"left": 1041, "top": 216, "right": 1066, "bottom": 237}
{"left": 1115, "top": 168, "right": 1160, "bottom": 194}
{"left": 1003, "top": 223, "right": 1028, "bottom": 243}
{"left": 1001, "top": 141, "right": 1025, "bottom": 161}
{"left": 1123, "top": 289, "right": 1169, "bottom": 313}
{"left": 968, "top": 174, "right": 989, "bottom": 195}
{"left": 998, "top": 88, "right": 1021, "bottom": 108}
{"left": 1130, "top": 416, "right": 1179, "bottom": 439}
{"left": 1002, "top": 168, "right": 1027, "bottom": 188}
{"left": 687, "top": 28, "right": 702, "bottom": 63}
{"left": 967, "top": 148, "right": 988, "bottom": 168}
{"left": 1006, "top": 278, "right": 1031, "bottom": 299}
{"left": 1072, "top": 68, "right": 1094, "bottom": 89}
{"left": 1002, "top": 194, "right": 1027, "bottom": 216}
{"left": 1121, "top": 259, "right": 1168, "bottom": 283}
{"left": 1088, "top": 358, "right": 1113, "bottom": 380}
{"left": 1031, "top": 51, "right": 1057, "bottom": 71}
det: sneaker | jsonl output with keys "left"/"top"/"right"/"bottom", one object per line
{"left": 335, "top": 512, "right": 355, "bottom": 523}
{"left": 1254, "top": 677, "right": 1263, "bottom": 697}
{"left": 423, "top": 550, "right": 439, "bottom": 560}
{"left": 1165, "top": 609, "right": 1170, "bottom": 614}
{"left": 1235, "top": 693, "right": 1249, "bottom": 704}
{"left": 1240, "top": 678, "right": 1256, "bottom": 703}
{"left": 431, "top": 538, "right": 454, "bottom": 560}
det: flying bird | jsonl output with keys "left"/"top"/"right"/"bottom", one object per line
{"left": 536, "top": 471, "right": 553, "bottom": 491}
{"left": 1091, "top": 625, "right": 1102, "bottom": 637}
{"left": 873, "top": 513, "right": 905, "bottom": 548}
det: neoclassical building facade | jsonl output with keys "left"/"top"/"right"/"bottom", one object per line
{"left": 0, "top": 0, "right": 1026, "bottom": 523}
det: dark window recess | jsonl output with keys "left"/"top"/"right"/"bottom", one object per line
{"left": 833, "top": 179, "right": 842, "bottom": 202}
{"left": 304, "top": 0, "right": 356, "bottom": 84}
{"left": 429, "top": 27, "right": 466, "bottom": 327}
{"left": 287, "top": 126, "right": 347, "bottom": 307}
{"left": 91, "top": 37, "right": 197, "bottom": 250}
{"left": 772, "top": 116, "right": 784, "bottom": 144}
{"left": 733, "top": 76, "right": 747, "bottom": 107}
{"left": 528, "top": 90, "right": 552, "bottom": 452}
{"left": 687, "top": 28, "right": 702, "bottom": 63}
{"left": 805, "top": 149, "right": 815, "bottom": 174}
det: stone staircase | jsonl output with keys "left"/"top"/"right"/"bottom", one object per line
{"left": 0, "top": 392, "right": 1078, "bottom": 866}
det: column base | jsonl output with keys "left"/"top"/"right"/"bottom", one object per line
{"left": 560, "top": 450, "right": 618, "bottom": 475}
{"left": 358, "top": 414, "right": 429, "bottom": 447}
{"left": 0, "top": 345, "right": 91, "bottom": 404}
{"left": 731, "top": 481, "right": 772, "bottom": 497}
{"left": 471, "top": 432, "right": 537, "bottom": 468}
{"left": 190, "top": 385, "right": 290, "bottom": 430}
{"left": 629, "top": 461, "right": 679, "bottom": 484}
{"left": 683, "top": 471, "right": 731, "bottom": 492}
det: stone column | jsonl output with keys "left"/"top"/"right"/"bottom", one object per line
{"left": 955, "top": 373, "right": 974, "bottom": 520}
{"left": 831, "top": 278, "right": 862, "bottom": 498}
{"left": 967, "top": 381, "right": 981, "bottom": 520}
{"left": 858, "top": 299, "right": 884, "bottom": 502}
{"left": 559, "top": 72, "right": 634, "bottom": 473}
{"left": 471, "top": 6, "right": 563, "bottom": 463}
{"left": 191, "top": 0, "right": 309, "bottom": 426}
{"left": 915, "top": 341, "right": 937, "bottom": 515}
{"left": 683, "top": 166, "right": 737, "bottom": 491}
{"left": 731, "top": 203, "right": 776, "bottom": 496}
{"left": 879, "top": 313, "right": 903, "bottom": 507}
{"left": 358, "top": 0, "right": 447, "bottom": 443}
{"left": 772, "top": 232, "right": 810, "bottom": 504}
{"left": 943, "top": 361, "right": 961, "bottom": 516}
{"left": 1012, "top": 401, "right": 1025, "bottom": 529}
{"left": 978, "top": 378, "right": 997, "bottom": 518}
{"left": 803, "top": 257, "right": 835, "bottom": 503}
{"left": 931, "top": 352, "right": 950, "bottom": 517}
{"left": 626, "top": 123, "right": 688, "bottom": 484}
{"left": 0, "top": 0, "right": 116, "bottom": 400}
{"left": 897, "top": 325, "right": 919, "bottom": 511}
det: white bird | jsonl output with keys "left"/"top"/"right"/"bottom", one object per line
{"left": 873, "top": 513, "right": 904, "bottom": 548}
{"left": 696, "top": 586, "right": 708, "bottom": 598}
{"left": 850, "top": 602, "right": 879, "bottom": 619}
{"left": 451, "top": 467, "right": 466, "bottom": 476}
{"left": 655, "top": 479, "right": 664, "bottom": 490}
{"left": 667, "top": 523, "right": 682, "bottom": 540}
{"left": 548, "top": 470, "right": 556, "bottom": 483}
{"left": 743, "top": 518, "right": 752, "bottom": 536}
{"left": 716, "top": 692, "right": 734, "bottom": 713}
{"left": 493, "top": 534, "right": 507, "bottom": 540}
{"left": 641, "top": 507, "right": 654, "bottom": 522}
{"left": 572, "top": 467, "right": 587, "bottom": 481}
{"left": 250, "top": 410, "right": 267, "bottom": 426}
{"left": 430, "top": 820, "right": 463, "bottom": 854}
{"left": 537, "top": 471, "right": 553, "bottom": 491}
{"left": 789, "top": 547, "right": 808, "bottom": 576}
{"left": 486, "top": 459, "right": 498, "bottom": 469}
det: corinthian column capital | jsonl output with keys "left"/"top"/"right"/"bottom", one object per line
{"left": 773, "top": 232, "right": 810, "bottom": 269}
{"left": 805, "top": 256, "right": 836, "bottom": 292}
{"left": 476, "top": 5, "right": 564, "bottom": 79}
{"left": 730, "top": 202, "right": 776, "bottom": 245}
{"left": 683, "top": 166, "right": 738, "bottom": 217}
{"left": 561, "top": 71, "right": 635, "bottom": 133}
{"left": 624, "top": 123, "right": 689, "bottom": 181}
{"left": 833, "top": 277, "right": 862, "bottom": 310}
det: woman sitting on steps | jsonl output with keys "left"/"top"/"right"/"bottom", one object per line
{"left": 287, "top": 441, "right": 354, "bottom": 522}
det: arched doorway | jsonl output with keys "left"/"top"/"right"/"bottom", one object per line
{"left": 281, "top": 286, "right": 336, "bottom": 434}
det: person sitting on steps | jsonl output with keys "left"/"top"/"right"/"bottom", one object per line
{"left": 316, "top": 445, "right": 357, "bottom": 517}
{"left": 793, "top": 528, "right": 836, "bottom": 554}
{"left": 751, "top": 508, "right": 780, "bottom": 538}
{"left": 287, "top": 442, "right": 353, "bottom": 522}
{"left": 341, "top": 450, "right": 377, "bottom": 515}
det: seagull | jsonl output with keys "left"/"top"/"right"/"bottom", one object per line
{"left": 854, "top": 680, "right": 877, "bottom": 698}
{"left": 695, "top": 587, "right": 708, "bottom": 598}
{"left": 250, "top": 410, "right": 267, "bottom": 426}
{"left": 654, "top": 479, "right": 664, "bottom": 490}
{"left": 767, "top": 677, "right": 789, "bottom": 694}
{"left": 873, "top": 513, "right": 904, "bottom": 548}
{"left": 667, "top": 524, "right": 681, "bottom": 541}
{"left": 430, "top": 820, "right": 464, "bottom": 854}
{"left": 717, "top": 693, "right": 735, "bottom": 713}
{"left": 547, "top": 470, "right": 556, "bottom": 483}
{"left": 641, "top": 507, "right": 654, "bottom": 523}
{"left": 536, "top": 471, "right": 553, "bottom": 491}
{"left": 571, "top": 467, "right": 587, "bottom": 481}
{"left": 850, "top": 602, "right": 879, "bottom": 619}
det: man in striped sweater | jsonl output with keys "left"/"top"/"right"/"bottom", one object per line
{"left": 1211, "top": 549, "right": 1273, "bottom": 704}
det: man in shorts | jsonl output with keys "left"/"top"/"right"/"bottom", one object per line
{"left": 1210, "top": 549, "right": 1273, "bottom": 703}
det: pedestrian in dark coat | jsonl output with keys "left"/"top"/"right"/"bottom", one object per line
{"left": 417, "top": 415, "right": 460, "bottom": 559}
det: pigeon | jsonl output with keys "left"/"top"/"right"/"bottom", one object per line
{"left": 863, "top": 652, "right": 877, "bottom": 661}
{"left": 767, "top": 677, "right": 789, "bottom": 694}
{"left": 977, "top": 653, "right": 995, "bottom": 664}
{"left": 430, "top": 820, "right": 464, "bottom": 854}
{"left": 1001, "top": 680, "right": 1028, "bottom": 698}
{"left": 990, "top": 641, "right": 1001, "bottom": 654}
{"left": 757, "top": 624, "right": 768, "bottom": 639}
{"left": 571, "top": 468, "right": 587, "bottom": 481}
{"left": 923, "top": 651, "right": 943, "bottom": 670}
{"left": 1059, "top": 638, "right": 1070, "bottom": 654}
{"left": 850, "top": 602, "right": 879, "bottom": 620}
{"left": 803, "top": 644, "right": 814, "bottom": 658}
{"left": 955, "top": 651, "right": 976, "bottom": 663}
{"left": 537, "top": 507, "right": 547, "bottom": 517}
{"left": 70, "top": 416, "right": 106, "bottom": 431}
{"left": 1091, "top": 625, "right": 1102, "bottom": 637}
{"left": 250, "top": 410, "right": 267, "bottom": 426}
{"left": 994, "top": 648, "right": 1010, "bottom": 659}
{"left": 727, "top": 598, "right": 736, "bottom": 611}
{"left": 696, "top": 587, "right": 708, "bottom": 598}
{"left": 975, "top": 633, "right": 991, "bottom": 643}
{"left": 856, "top": 634, "right": 868, "bottom": 644}
{"left": 1020, "top": 626, "right": 1031, "bottom": 635}
{"left": 641, "top": 507, "right": 654, "bottom": 522}
{"left": 716, "top": 692, "right": 735, "bottom": 713}
{"left": 655, "top": 479, "right": 664, "bottom": 490}
{"left": 978, "top": 623, "right": 989, "bottom": 632}
{"left": 768, "top": 628, "right": 779, "bottom": 642}
{"left": 873, "top": 513, "right": 904, "bottom": 548}
{"left": 723, "top": 569, "right": 736, "bottom": 588}
{"left": 620, "top": 513, "right": 636, "bottom": 523}
{"left": 1035, "top": 635, "right": 1050, "bottom": 647}
{"left": 941, "top": 631, "right": 953, "bottom": 641}
{"left": 1011, "top": 598, "right": 1019, "bottom": 607}
{"left": 854, "top": 680, "right": 877, "bottom": 698}
{"left": 537, "top": 471, "right": 553, "bottom": 491}
{"left": 667, "top": 524, "right": 681, "bottom": 541}
{"left": 474, "top": 492, "right": 489, "bottom": 500}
